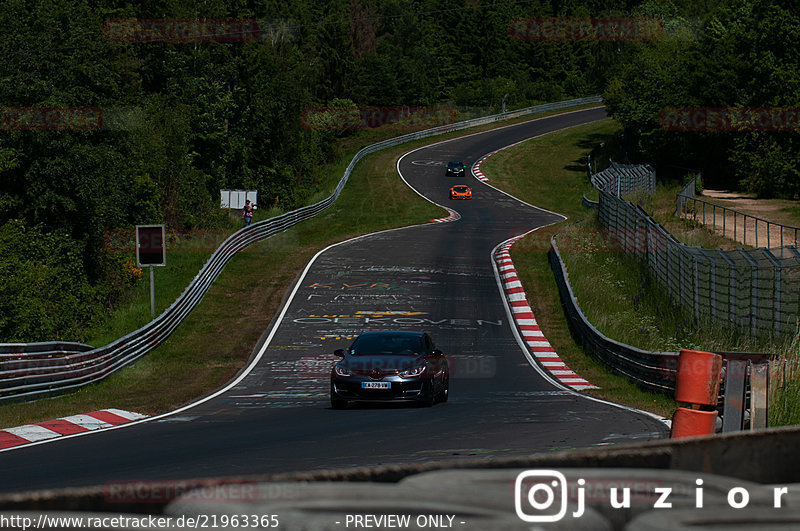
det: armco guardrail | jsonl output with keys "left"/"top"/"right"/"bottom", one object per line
{"left": 550, "top": 234, "right": 773, "bottom": 430}
{"left": 0, "top": 96, "right": 603, "bottom": 402}
{"left": 548, "top": 235, "right": 678, "bottom": 394}
{"left": 0, "top": 342, "right": 93, "bottom": 356}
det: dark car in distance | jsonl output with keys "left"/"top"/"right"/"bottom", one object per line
{"left": 330, "top": 331, "right": 449, "bottom": 409}
{"left": 445, "top": 160, "right": 466, "bottom": 177}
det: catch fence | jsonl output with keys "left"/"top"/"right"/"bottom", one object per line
{"left": 590, "top": 162, "right": 800, "bottom": 337}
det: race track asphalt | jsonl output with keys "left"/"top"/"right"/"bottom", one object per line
{"left": 0, "top": 107, "right": 668, "bottom": 494}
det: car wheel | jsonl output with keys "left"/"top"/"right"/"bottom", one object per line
{"left": 420, "top": 381, "right": 436, "bottom": 407}
{"left": 330, "top": 384, "right": 348, "bottom": 409}
{"left": 439, "top": 375, "right": 449, "bottom": 403}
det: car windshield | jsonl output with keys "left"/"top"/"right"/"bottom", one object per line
{"left": 448, "top": 161, "right": 462, "bottom": 168}
{"left": 351, "top": 334, "right": 424, "bottom": 355}
{"left": 454, "top": 186, "right": 468, "bottom": 192}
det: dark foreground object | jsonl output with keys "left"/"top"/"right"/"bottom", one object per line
{"left": 2, "top": 426, "right": 800, "bottom": 530}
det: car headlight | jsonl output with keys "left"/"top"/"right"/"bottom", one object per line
{"left": 400, "top": 366, "right": 426, "bottom": 377}
{"left": 334, "top": 365, "right": 352, "bottom": 377}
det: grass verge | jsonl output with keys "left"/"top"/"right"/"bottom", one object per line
{"left": 82, "top": 103, "right": 604, "bottom": 347}
{"left": 482, "top": 121, "right": 800, "bottom": 424}
{"left": 481, "top": 119, "right": 676, "bottom": 417}
{"left": 1, "top": 105, "right": 602, "bottom": 427}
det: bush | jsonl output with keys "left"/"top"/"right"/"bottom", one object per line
{"left": 0, "top": 220, "right": 101, "bottom": 342}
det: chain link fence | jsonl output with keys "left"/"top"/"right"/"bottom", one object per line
{"left": 591, "top": 160, "right": 800, "bottom": 338}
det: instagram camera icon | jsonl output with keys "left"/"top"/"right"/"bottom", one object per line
{"left": 515, "top": 470, "right": 568, "bottom": 522}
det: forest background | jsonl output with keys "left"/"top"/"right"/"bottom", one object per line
{"left": 1, "top": 0, "right": 797, "bottom": 342}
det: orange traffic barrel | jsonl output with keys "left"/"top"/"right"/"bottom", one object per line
{"left": 675, "top": 349, "right": 723, "bottom": 406}
{"left": 671, "top": 407, "right": 717, "bottom": 439}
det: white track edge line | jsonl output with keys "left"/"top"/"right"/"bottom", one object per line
{"left": 478, "top": 152, "right": 671, "bottom": 427}
{"left": 0, "top": 105, "right": 633, "bottom": 452}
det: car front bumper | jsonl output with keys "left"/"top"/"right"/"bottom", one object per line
{"left": 331, "top": 377, "right": 429, "bottom": 402}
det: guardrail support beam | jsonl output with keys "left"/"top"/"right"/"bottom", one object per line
{"left": 722, "top": 359, "right": 747, "bottom": 432}
{"left": 750, "top": 361, "right": 769, "bottom": 430}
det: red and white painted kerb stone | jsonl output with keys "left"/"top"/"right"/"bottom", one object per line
{"left": 430, "top": 208, "right": 461, "bottom": 223}
{"left": 495, "top": 238, "right": 597, "bottom": 391}
{"left": 471, "top": 153, "right": 494, "bottom": 182}
{"left": 0, "top": 409, "right": 147, "bottom": 449}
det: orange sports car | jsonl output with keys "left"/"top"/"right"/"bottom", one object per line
{"left": 450, "top": 185, "right": 472, "bottom": 200}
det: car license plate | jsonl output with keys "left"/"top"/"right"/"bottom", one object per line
{"left": 362, "top": 382, "right": 390, "bottom": 389}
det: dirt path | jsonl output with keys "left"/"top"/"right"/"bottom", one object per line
{"left": 680, "top": 189, "right": 800, "bottom": 249}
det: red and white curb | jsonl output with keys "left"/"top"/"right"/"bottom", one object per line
{"left": 430, "top": 207, "right": 460, "bottom": 223}
{"left": 0, "top": 409, "right": 147, "bottom": 449}
{"left": 473, "top": 134, "right": 543, "bottom": 184}
{"left": 495, "top": 238, "right": 598, "bottom": 391}
{"left": 471, "top": 153, "right": 495, "bottom": 182}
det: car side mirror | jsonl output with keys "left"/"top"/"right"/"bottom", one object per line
{"left": 334, "top": 349, "right": 345, "bottom": 358}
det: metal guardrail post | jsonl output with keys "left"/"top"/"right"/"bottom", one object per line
{"left": 719, "top": 353, "right": 771, "bottom": 432}
{"left": 750, "top": 361, "right": 770, "bottom": 429}
{"left": 722, "top": 358, "right": 747, "bottom": 433}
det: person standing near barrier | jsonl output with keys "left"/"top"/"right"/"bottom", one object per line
{"left": 242, "top": 199, "right": 254, "bottom": 227}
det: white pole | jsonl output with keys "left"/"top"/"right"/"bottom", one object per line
{"left": 150, "top": 265, "right": 155, "bottom": 317}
